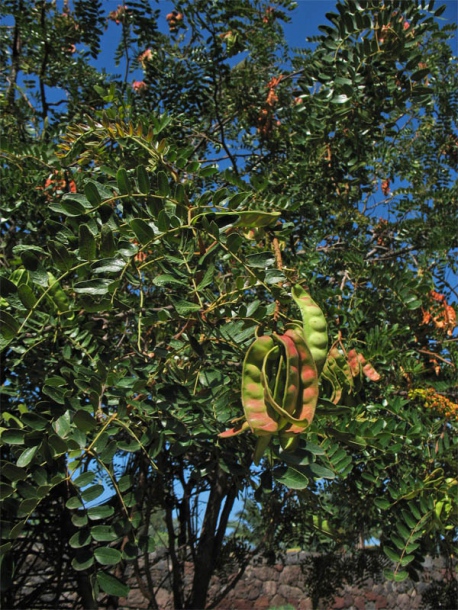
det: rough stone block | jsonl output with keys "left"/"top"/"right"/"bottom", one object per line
{"left": 278, "top": 583, "right": 304, "bottom": 600}
{"left": 262, "top": 580, "right": 277, "bottom": 597}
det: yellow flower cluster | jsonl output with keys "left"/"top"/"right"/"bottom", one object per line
{"left": 409, "top": 388, "right": 458, "bottom": 421}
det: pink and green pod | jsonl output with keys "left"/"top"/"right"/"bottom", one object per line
{"left": 241, "top": 335, "right": 279, "bottom": 436}
{"left": 291, "top": 284, "right": 328, "bottom": 376}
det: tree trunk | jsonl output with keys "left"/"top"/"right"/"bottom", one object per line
{"left": 187, "top": 467, "right": 232, "bottom": 610}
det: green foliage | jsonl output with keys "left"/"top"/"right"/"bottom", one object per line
{"left": 1, "top": 1, "right": 457, "bottom": 608}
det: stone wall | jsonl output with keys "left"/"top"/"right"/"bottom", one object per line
{"left": 119, "top": 551, "right": 456, "bottom": 610}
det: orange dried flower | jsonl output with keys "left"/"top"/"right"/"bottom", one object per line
{"left": 266, "top": 88, "right": 278, "bottom": 107}
{"left": 166, "top": 10, "right": 183, "bottom": 31}
{"left": 138, "top": 49, "right": 153, "bottom": 66}
{"left": 132, "top": 80, "right": 147, "bottom": 93}
{"left": 42, "top": 171, "right": 77, "bottom": 198}
{"left": 422, "top": 290, "right": 456, "bottom": 336}
{"left": 381, "top": 179, "right": 390, "bottom": 196}
{"left": 263, "top": 7, "right": 275, "bottom": 24}
{"left": 108, "top": 5, "right": 128, "bottom": 25}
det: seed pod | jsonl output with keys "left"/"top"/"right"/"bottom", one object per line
{"left": 241, "top": 335, "right": 279, "bottom": 435}
{"left": 272, "top": 332, "right": 300, "bottom": 416}
{"left": 291, "top": 285, "right": 328, "bottom": 376}
{"left": 283, "top": 327, "right": 319, "bottom": 433}
{"left": 348, "top": 349, "right": 381, "bottom": 381}
{"left": 261, "top": 329, "right": 318, "bottom": 432}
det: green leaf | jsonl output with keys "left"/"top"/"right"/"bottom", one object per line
{"left": 97, "top": 571, "right": 129, "bottom": 597}
{"left": 383, "top": 546, "right": 401, "bottom": 563}
{"left": 16, "top": 446, "right": 39, "bottom": 467}
{"left": 53, "top": 411, "right": 71, "bottom": 438}
{"left": 233, "top": 210, "right": 281, "bottom": 227}
{"left": 197, "top": 264, "right": 215, "bottom": 290}
{"left": 91, "top": 257, "right": 126, "bottom": 274}
{"left": 307, "top": 462, "right": 335, "bottom": 480}
{"left": 192, "top": 210, "right": 280, "bottom": 229}
{"left": 79, "top": 224, "right": 97, "bottom": 261}
{"left": 304, "top": 442, "right": 325, "bottom": 455}
{"left": 17, "top": 284, "right": 37, "bottom": 309}
{"left": 384, "top": 568, "right": 409, "bottom": 582}
{"left": 136, "top": 165, "right": 150, "bottom": 194}
{"left": 152, "top": 274, "right": 186, "bottom": 287}
{"left": 399, "top": 555, "right": 416, "bottom": 567}
{"left": 116, "top": 167, "right": 131, "bottom": 195}
{"left": 0, "top": 277, "right": 18, "bottom": 297}
{"left": 331, "top": 94, "right": 350, "bottom": 103}
{"left": 81, "top": 484, "right": 105, "bottom": 503}
{"left": 73, "top": 410, "right": 98, "bottom": 433}
{"left": 9, "top": 520, "right": 27, "bottom": 540}
{"left": 246, "top": 252, "right": 275, "bottom": 269}
{"left": 48, "top": 433, "right": 68, "bottom": 457}
{"left": 87, "top": 505, "right": 114, "bottom": 520}
{"left": 69, "top": 530, "right": 91, "bottom": 549}
{"left": 42, "top": 384, "right": 67, "bottom": 405}
{"left": 72, "top": 512, "right": 88, "bottom": 527}
{"left": 1, "top": 429, "right": 25, "bottom": 445}
{"left": 280, "top": 449, "right": 312, "bottom": 466}
{"left": 265, "top": 269, "right": 286, "bottom": 284}
{"left": 45, "top": 375, "right": 66, "bottom": 387}
{"left": 117, "top": 439, "right": 141, "bottom": 452}
{"left": 71, "top": 549, "right": 94, "bottom": 571}
{"left": 100, "top": 225, "right": 116, "bottom": 258}
{"left": 50, "top": 198, "right": 87, "bottom": 217}
{"left": 0, "top": 310, "right": 20, "bottom": 347}
{"left": 130, "top": 218, "right": 155, "bottom": 245}
{"left": 1, "top": 462, "right": 28, "bottom": 481}
{"left": 73, "top": 471, "right": 97, "bottom": 488}
{"left": 74, "top": 279, "right": 113, "bottom": 295}
{"left": 13, "top": 244, "right": 47, "bottom": 257}
{"left": 18, "top": 498, "right": 39, "bottom": 517}
{"left": 157, "top": 171, "right": 170, "bottom": 197}
{"left": 94, "top": 547, "right": 122, "bottom": 566}
{"left": 273, "top": 465, "right": 309, "bottom": 490}
{"left": 21, "top": 412, "right": 48, "bottom": 430}
{"left": 66, "top": 496, "right": 84, "bottom": 510}
{"left": 91, "top": 525, "right": 119, "bottom": 542}
{"left": 171, "top": 299, "right": 201, "bottom": 315}
{"left": 49, "top": 240, "right": 76, "bottom": 271}
{"left": 84, "top": 181, "right": 102, "bottom": 206}
{"left": 374, "top": 498, "right": 391, "bottom": 510}
{"left": 118, "top": 475, "right": 134, "bottom": 492}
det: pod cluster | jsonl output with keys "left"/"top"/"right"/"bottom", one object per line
{"left": 220, "top": 285, "right": 328, "bottom": 463}
{"left": 220, "top": 284, "right": 380, "bottom": 463}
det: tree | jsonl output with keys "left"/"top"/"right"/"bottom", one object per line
{"left": 1, "top": 1, "right": 457, "bottom": 608}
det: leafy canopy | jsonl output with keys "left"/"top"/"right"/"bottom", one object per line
{"left": 0, "top": 0, "right": 457, "bottom": 608}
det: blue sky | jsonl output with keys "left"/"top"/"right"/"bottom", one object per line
{"left": 285, "top": 0, "right": 457, "bottom": 47}
{"left": 85, "top": 0, "right": 457, "bottom": 104}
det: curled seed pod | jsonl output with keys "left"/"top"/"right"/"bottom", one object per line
{"left": 241, "top": 335, "right": 279, "bottom": 435}
{"left": 272, "top": 332, "right": 300, "bottom": 416}
{"left": 322, "top": 348, "right": 354, "bottom": 404}
{"left": 218, "top": 420, "right": 250, "bottom": 438}
{"left": 321, "top": 361, "right": 342, "bottom": 405}
{"left": 291, "top": 285, "right": 328, "bottom": 375}
{"left": 347, "top": 349, "right": 380, "bottom": 381}
{"left": 347, "top": 349, "right": 361, "bottom": 377}
{"left": 260, "top": 328, "right": 319, "bottom": 436}
{"left": 283, "top": 327, "right": 319, "bottom": 433}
